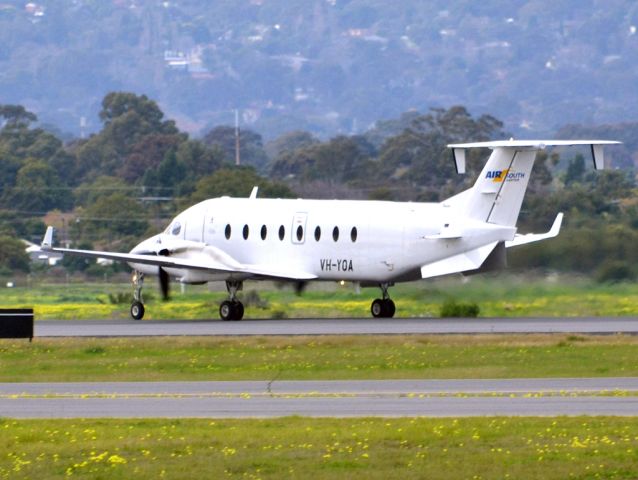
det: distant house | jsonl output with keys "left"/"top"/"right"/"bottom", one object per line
{"left": 24, "top": 2, "right": 44, "bottom": 17}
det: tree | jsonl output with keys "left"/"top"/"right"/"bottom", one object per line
{"left": 202, "top": 126, "right": 269, "bottom": 171}
{"left": 2, "top": 159, "right": 71, "bottom": 212}
{"left": 74, "top": 176, "right": 133, "bottom": 207}
{"left": 188, "top": 167, "right": 295, "bottom": 205}
{"left": 269, "top": 135, "right": 375, "bottom": 184}
{"left": 142, "top": 148, "right": 187, "bottom": 197}
{"left": 0, "top": 236, "right": 30, "bottom": 274}
{"left": 119, "top": 133, "right": 184, "bottom": 182}
{"left": 265, "top": 130, "right": 319, "bottom": 160}
{"left": 0, "top": 105, "right": 37, "bottom": 129}
{"left": 99, "top": 92, "right": 165, "bottom": 127}
{"left": 564, "top": 154, "right": 586, "bottom": 185}
{"left": 372, "top": 106, "right": 506, "bottom": 199}
{"left": 82, "top": 192, "right": 149, "bottom": 240}
{"left": 75, "top": 92, "right": 180, "bottom": 178}
{"left": 176, "top": 139, "right": 223, "bottom": 179}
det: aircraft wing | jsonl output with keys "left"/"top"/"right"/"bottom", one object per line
{"left": 41, "top": 227, "right": 317, "bottom": 281}
{"left": 505, "top": 213, "right": 563, "bottom": 248}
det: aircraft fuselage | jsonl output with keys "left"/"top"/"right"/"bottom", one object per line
{"left": 129, "top": 196, "right": 514, "bottom": 285}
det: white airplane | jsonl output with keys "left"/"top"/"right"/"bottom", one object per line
{"left": 42, "top": 140, "right": 618, "bottom": 321}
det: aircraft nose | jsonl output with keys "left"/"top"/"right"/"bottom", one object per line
{"left": 130, "top": 236, "right": 159, "bottom": 255}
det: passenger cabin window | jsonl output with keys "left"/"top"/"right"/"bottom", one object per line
{"left": 261, "top": 225, "right": 267, "bottom": 240}
{"left": 225, "top": 224, "right": 231, "bottom": 239}
{"left": 314, "top": 226, "right": 321, "bottom": 241}
{"left": 243, "top": 224, "right": 249, "bottom": 240}
{"left": 351, "top": 227, "right": 358, "bottom": 243}
{"left": 171, "top": 222, "right": 181, "bottom": 236}
{"left": 332, "top": 226, "right": 339, "bottom": 242}
{"left": 296, "top": 225, "right": 303, "bottom": 242}
{"left": 279, "top": 225, "right": 285, "bottom": 241}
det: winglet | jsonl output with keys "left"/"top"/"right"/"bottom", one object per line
{"left": 505, "top": 212, "right": 563, "bottom": 248}
{"left": 249, "top": 186, "right": 259, "bottom": 199}
{"left": 591, "top": 144, "right": 605, "bottom": 170}
{"left": 452, "top": 148, "right": 466, "bottom": 174}
{"left": 547, "top": 212, "right": 564, "bottom": 237}
{"left": 41, "top": 226, "right": 54, "bottom": 250}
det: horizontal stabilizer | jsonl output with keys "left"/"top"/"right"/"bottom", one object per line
{"left": 448, "top": 139, "right": 620, "bottom": 150}
{"left": 420, "top": 242, "right": 498, "bottom": 279}
{"left": 505, "top": 213, "right": 563, "bottom": 248}
{"left": 448, "top": 140, "right": 620, "bottom": 172}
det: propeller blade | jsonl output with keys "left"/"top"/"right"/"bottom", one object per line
{"left": 159, "top": 267, "right": 170, "bottom": 301}
{"left": 294, "top": 281, "right": 307, "bottom": 296}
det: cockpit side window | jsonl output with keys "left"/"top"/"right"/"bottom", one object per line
{"left": 171, "top": 222, "right": 181, "bottom": 236}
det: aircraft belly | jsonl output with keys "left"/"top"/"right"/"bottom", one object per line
{"left": 127, "top": 262, "right": 157, "bottom": 276}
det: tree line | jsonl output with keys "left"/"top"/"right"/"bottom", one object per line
{"left": 0, "top": 92, "right": 636, "bottom": 281}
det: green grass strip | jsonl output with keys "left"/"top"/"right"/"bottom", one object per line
{"left": 3, "top": 276, "right": 638, "bottom": 319}
{"left": 1, "top": 417, "right": 638, "bottom": 479}
{"left": 1, "top": 334, "right": 638, "bottom": 382}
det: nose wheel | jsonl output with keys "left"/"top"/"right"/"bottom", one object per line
{"left": 371, "top": 283, "right": 396, "bottom": 318}
{"left": 130, "top": 301, "right": 145, "bottom": 320}
{"left": 130, "top": 271, "right": 145, "bottom": 320}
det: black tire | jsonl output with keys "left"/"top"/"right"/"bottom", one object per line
{"left": 232, "top": 301, "right": 244, "bottom": 321}
{"left": 383, "top": 299, "right": 396, "bottom": 318}
{"left": 220, "top": 300, "right": 234, "bottom": 321}
{"left": 371, "top": 298, "right": 384, "bottom": 318}
{"left": 130, "top": 301, "right": 145, "bottom": 320}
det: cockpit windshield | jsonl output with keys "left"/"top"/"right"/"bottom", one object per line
{"left": 164, "top": 222, "right": 180, "bottom": 236}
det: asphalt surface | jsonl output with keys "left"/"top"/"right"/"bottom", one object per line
{"left": 1, "top": 378, "right": 637, "bottom": 418}
{"left": 35, "top": 316, "right": 638, "bottom": 337}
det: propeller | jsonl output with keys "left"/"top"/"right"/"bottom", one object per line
{"left": 157, "top": 246, "right": 171, "bottom": 301}
{"left": 294, "top": 281, "right": 307, "bottom": 296}
{"left": 137, "top": 247, "right": 172, "bottom": 301}
{"left": 159, "top": 267, "right": 170, "bottom": 301}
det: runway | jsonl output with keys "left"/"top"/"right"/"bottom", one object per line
{"left": 1, "top": 378, "right": 637, "bottom": 418}
{"left": 35, "top": 316, "right": 638, "bottom": 337}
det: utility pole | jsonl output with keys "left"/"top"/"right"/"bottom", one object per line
{"left": 234, "top": 109, "right": 241, "bottom": 166}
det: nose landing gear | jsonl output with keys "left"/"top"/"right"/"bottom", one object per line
{"left": 220, "top": 280, "right": 245, "bottom": 321}
{"left": 371, "top": 282, "right": 395, "bottom": 318}
{"left": 130, "top": 271, "right": 145, "bottom": 320}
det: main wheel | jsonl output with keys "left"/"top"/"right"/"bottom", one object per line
{"left": 371, "top": 298, "right": 384, "bottom": 318}
{"left": 371, "top": 298, "right": 396, "bottom": 318}
{"left": 220, "top": 300, "right": 234, "bottom": 321}
{"left": 130, "top": 301, "right": 145, "bottom": 320}
{"left": 383, "top": 299, "right": 396, "bottom": 318}
{"left": 232, "top": 301, "right": 244, "bottom": 321}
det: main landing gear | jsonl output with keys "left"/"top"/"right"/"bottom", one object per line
{"left": 371, "top": 282, "right": 395, "bottom": 318}
{"left": 130, "top": 271, "right": 145, "bottom": 320}
{"left": 220, "top": 280, "right": 244, "bottom": 321}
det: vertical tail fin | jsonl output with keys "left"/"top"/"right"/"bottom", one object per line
{"left": 445, "top": 140, "right": 620, "bottom": 227}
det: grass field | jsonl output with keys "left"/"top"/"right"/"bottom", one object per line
{"left": 2, "top": 276, "right": 638, "bottom": 478}
{"left": 1, "top": 416, "right": 638, "bottom": 479}
{"left": 1, "top": 334, "right": 637, "bottom": 382}
{"left": 1, "top": 274, "right": 638, "bottom": 319}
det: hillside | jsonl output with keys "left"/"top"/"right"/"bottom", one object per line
{"left": 1, "top": 0, "right": 637, "bottom": 139}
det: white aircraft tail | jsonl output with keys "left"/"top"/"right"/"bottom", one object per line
{"left": 445, "top": 140, "right": 619, "bottom": 227}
